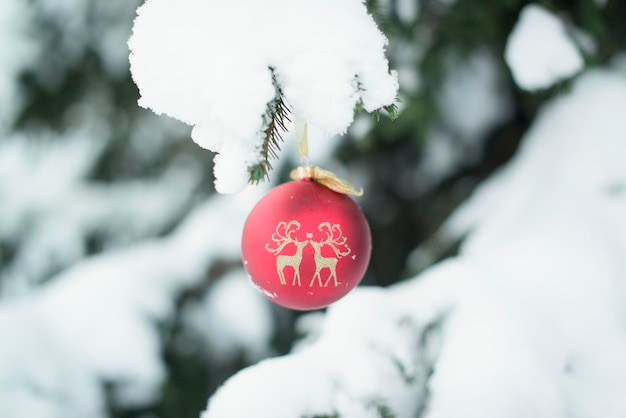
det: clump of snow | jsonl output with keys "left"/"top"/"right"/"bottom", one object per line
{"left": 203, "top": 288, "right": 430, "bottom": 418}
{"left": 444, "top": 69, "right": 626, "bottom": 247}
{"left": 200, "top": 68, "right": 626, "bottom": 417}
{"left": 128, "top": 0, "right": 398, "bottom": 193}
{"left": 423, "top": 71, "right": 626, "bottom": 417}
{"left": 505, "top": 4, "right": 584, "bottom": 91}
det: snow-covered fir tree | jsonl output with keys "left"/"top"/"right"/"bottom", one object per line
{"left": 1, "top": 0, "right": 626, "bottom": 417}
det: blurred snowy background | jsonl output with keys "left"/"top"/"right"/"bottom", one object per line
{"left": 1, "top": 0, "right": 625, "bottom": 417}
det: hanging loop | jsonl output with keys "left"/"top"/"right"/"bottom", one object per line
{"left": 290, "top": 165, "right": 364, "bottom": 196}
{"left": 291, "top": 117, "right": 363, "bottom": 196}
{"left": 295, "top": 116, "right": 309, "bottom": 166}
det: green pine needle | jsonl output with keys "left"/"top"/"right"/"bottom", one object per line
{"left": 247, "top": 72, "right": 398, "bottom": 185}
{"left": 383, "top": 103, "right": 399, "bottom": 120}
{"left": 372, "top": 102, "right": 399, "bottom": 121}
{"left": 356, "top": 77, "right": 400, "bottom": 122}
{"left": 248, "top": 68, "right": 291, "bottom": 185}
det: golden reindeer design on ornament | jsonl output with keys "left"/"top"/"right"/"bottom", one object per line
{"left": 309, "top": 222, "right": 351, "bottom": 287}
{"left": 265, "top": 221, "right": 308, "bottom": 286}
{"left": 266, "top": 220, "right": 352, "bottom": 287}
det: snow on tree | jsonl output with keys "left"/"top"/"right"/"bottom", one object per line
{"left": 504, "top": 4, "right": 584, "bottom": 91}
{"left": 200, "top": 67, "right": 626, "bottom": 417}
{"left": 2, "top": 1, "right": 626, "bottom": 418}
{"left": 128, "top": 0, "right": 399, "bottom": 193}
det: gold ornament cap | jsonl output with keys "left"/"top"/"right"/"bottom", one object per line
{"left": 290, "top": 166, "right": 364, "bottom": 196}
{"left": 292, "top": 117, "right": 363, "bottom": 196}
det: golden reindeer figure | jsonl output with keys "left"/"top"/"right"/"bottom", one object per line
{"left": 265, "top": 220, "right": 308, "bottom": 286}
{"left": 309, "top": 222, "right": 351, "bottom": 287}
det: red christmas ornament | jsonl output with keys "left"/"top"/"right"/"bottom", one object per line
{"left": 242, "top": 177, "right": 371, "bottom": 310}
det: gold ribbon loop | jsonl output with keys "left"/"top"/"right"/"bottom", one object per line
{"left": 290, "top": 166, "right": 364, "bottom": 196}
{"left": 295, "top": 117, "right": 309, "bottom": 159}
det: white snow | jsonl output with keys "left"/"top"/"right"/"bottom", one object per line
{"left": 0, "top": 184, "right": 273, "bottom": 414}
{"left": 0, "top": 302, "right": 107, "bottom": 418}
{"left": 204, "top": 289, "right": 429, "bottom": 418}
{"left": 0, "top": 72, "right": 318, "bottom": 414}
{"left": 200, "top": 68, "right": 626, "bottom": 418}
{"left": 0, "top": 127, "right": 201, "bottom": 297}
{"left": 0, "top": 1, "right": 359, "bottom": 416}
{"left": 505, "top": 4, "right": 584, "bottom": 91}
{"left": 128, "top": 0, "right": 398, "bottom": 193}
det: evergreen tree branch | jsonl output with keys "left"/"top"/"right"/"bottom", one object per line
{"left": 248, "top": 68, "right": 291, "bottom": 184}
{"left": 355, "top": 77, "right": 400, "bottom": 122}
{"left": 249, "top": 73, "right": 399, "bottom": 185}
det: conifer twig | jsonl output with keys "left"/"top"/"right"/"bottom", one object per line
{"left": 355, "top": 77, "right": 400, "bottom": 122}
{"left": 248, "top": 73, "right": 398, "bottom": 185}
{"left": 248, "top": 68, "right": 291, "bottom": 184}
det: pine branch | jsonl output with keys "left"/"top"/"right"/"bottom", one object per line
{"left": 248, "top": 68, "right": 291, "bottom": 184}
{"left": 355, "top": 77, "right": 400, "bottom": 122}
{"left": 373, "top": 103, "right": 400, "bottom": 121}
{"left": 248, "top": 73, "right": 398, "bottom": 185}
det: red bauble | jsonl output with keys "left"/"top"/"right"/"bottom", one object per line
{"left": 242, "top": 179, "right": 371, "bottom": 310}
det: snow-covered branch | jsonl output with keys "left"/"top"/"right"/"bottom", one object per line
{"left": 0, "top": 186, "right": 274, "bottom": 416}
{"left": 128, "top": 0, "right": 398, "bottom": 193}
{"left": 201, "top": 69, "right": 626, "bottom": 418}
{"left": 0, "top": 128, "right": 201, "bottom": 296}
